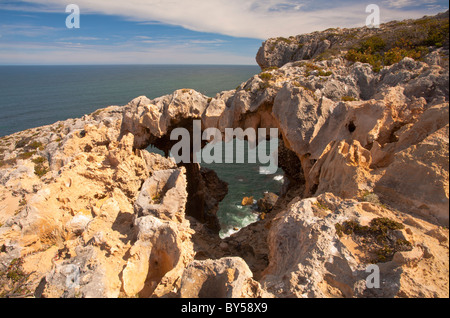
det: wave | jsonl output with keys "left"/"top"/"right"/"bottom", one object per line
{"left": 273, "top": 175, "right": 284, "bottom": 182}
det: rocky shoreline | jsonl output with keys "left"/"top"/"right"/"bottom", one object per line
{"left": 0, "top": 12, "right": 448, "bottom": 298}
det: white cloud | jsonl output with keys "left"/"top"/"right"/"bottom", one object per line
{"left": 382, "top": 0, "right": 442, "bottom": 9}
{"left": 0, "top": 41, "right": 255, "bottom": 65}
{"left": 0, "top": 23, "right": 59, "bottom": 37}
{"left": 9, "top": 0, "right": 448, "bottom": 39}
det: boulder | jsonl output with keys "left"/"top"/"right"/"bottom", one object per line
{"left": 134, "top": 168, "right": 188, "bottom": 222}
{"left": 241, "top": 197, "right": 254, "bottom": 206}
{"left": 179, "top": 257, "right": 255, "bottom": 298}
{"left": 257, "top": 192, "right": 279, "bottom": 213}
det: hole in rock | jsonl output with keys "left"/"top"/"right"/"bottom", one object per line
{"left": 199, "top": 138, "right": 284, "bottom": 239}
{"left": 147, "top": 136, "right": 285, "bottom": 239}
{"left": 348, "top": 121, "right": 357, "bottom": 133}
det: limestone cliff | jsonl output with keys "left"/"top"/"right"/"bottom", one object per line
{"left": 0, "top": 12, "right": 448, "bottom": 298}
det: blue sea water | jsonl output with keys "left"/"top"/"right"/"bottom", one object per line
{"left": 0, "top": 65, "right": 283, "bottom": 237}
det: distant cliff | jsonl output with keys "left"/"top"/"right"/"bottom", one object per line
{"left": 0, "top": 11, "right": 448, "bottom": 298}
{"left": 256, "top": 10, "right": 449, "bottom": 70}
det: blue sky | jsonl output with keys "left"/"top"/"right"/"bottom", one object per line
{"left": 0, "top": 0, "right": 448, "bottom": 65}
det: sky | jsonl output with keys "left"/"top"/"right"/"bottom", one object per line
{"left": 0, "top": 0, "right": 448, "bottom": 65}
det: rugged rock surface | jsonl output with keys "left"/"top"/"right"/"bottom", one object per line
{"left": 0, "top": 12, "right": 448, "bottom": 298}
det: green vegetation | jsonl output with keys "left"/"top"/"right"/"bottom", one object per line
{"left": 259, "top": 72, "right": 274, "bottom": 81}
{"left": 342, "top": 96, "right": 358, "bottom": 102}
{"left": 92, "top": 109, "right": 104, "bottom": 117}
{"left": 359, "top": 190, "right": 381, "bottom": 204}
{"left": 269, "top": 37, "right": 297, "bottom": 51}
{"left": 152, "top": 193, "right": 162, "bottom": 204}
{"left": 335, "top": 217, "right": 412, "bottom": 263}
{"left": 262, "top": 66, "right": 279, "bottom": 72}
{"left": 17, "top": 151, "right": 36, "bottom": 160}
{"left": 0, "top": 258, "right": 32, "bottom": 298}
{"left": 28, "top": 141, "right": 43, "bottom": 150}
{"left": 345, "top": 15, "right": 449, "bottom": 72}
{"left": 314, "top": 201, "right": 329, "bottom": 211}
{"left": 34, "top": 164, "right": 49, "bottom": 178}
{"left": 276, "top": 37, "right": 294, "bottom": 44}
{"left": 259, "top": 81, "right": 271, "bottom": 90}
{"left": 318, "top": 70, "right": 333, "bottom": 77}
{"left": 302, "top": 62, "right": 333, "bottom": 77}
{"left": 32, "top": 156, "right": 49, "bottom": 178}
{"left": 292, "top": 81, "right": 315, "bottom": 93}
{"left": 32, "top": 156, "right": 46, "bottom": 165}
{"left": 258, "top": 72, "right": 275, "bottom": 90}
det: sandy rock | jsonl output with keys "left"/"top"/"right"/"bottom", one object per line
{"left": 39, "top": 246, "right": 107, "bottom": 298}
{"left": 66, "top": 213, "right": 92, "bottom": 235}
{"left": 375, "top": 124, "right": 449, "bottom": 226}
{"left": 309, "top": 140, "right": 372, "bottom": 198}
{"left": 0, "top": 12, "right": 448, "bottom": 299}
{"left": 179, "top": 257, "right": 255, "bottom": 298}
{"left": 121, "top": 216, "right": 194, "bottom": 298}
{"left": 134, "top": 168, "right": 188, "bottom": 222}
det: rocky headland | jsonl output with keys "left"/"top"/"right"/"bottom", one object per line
{"left": 0, "top": 12, "right": 448, "bottom": 298}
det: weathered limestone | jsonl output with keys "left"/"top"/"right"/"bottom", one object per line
{"left": 134, "top": 168, "right": 188, "bottom": 222}
{"left": 0, "top": 12, "right": 448, "bottom": 299}
{"left": 179, "top": 257, "right": 257, "bottom": 298}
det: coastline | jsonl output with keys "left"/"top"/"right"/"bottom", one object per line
{"left": 0, "top": 12, "right": 449, "bottom": 298}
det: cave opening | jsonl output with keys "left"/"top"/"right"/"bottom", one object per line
{"left": 144, "top": 126, "right": 287, "bottom": 239}
{"left": 199, "top": 138, "right": 284, "bottom": 239}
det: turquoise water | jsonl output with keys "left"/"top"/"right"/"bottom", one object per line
{"left": 200, "top": 140, "right": 283, "bottom": 238}
{"left": 0, "top": 65, "right": 282, "bottom": 237}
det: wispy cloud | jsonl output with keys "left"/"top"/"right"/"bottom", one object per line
{"left": 1, "top": 0, "right": 448, "bottom": 65}
{"left": 6, "top": 0, "right": 449, "bottom": 39}
{"left": 0, "top": 23, "right": 59, "bottom": 37}
{"left": 382, "top": 0, "right": 440, "bottom": 9}
{"left": 0, "top": 39, "right": 254, "bottom": 65}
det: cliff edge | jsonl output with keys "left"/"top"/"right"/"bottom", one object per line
{"left": 0, "top": 12, "right": 448, "bottom": 298}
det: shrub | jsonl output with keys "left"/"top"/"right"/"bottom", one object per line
{"left": 29, "top": 141, "right": 43, "bottom": 150}
{"left": 344, "top": 16, "right": 448, "bottom": 71}
{"left": 259, "top": 72, "right": 274, "bottom": 81}
{"left": 262, "top": 66, "right": 279, "bottom": 72}
{"left": 32, "top": 156, "right": 49, "bottom": 178}
{"left": 342, "top": 96, "right": 357, "bottom": 102}
{"left": 277, "top": 37, "right": 293, "bottom": 44}
{"left": 17, "top": 151, "right": 36, "bottom": 160}
{"left": 34, "top": 165, "right": 49, "bottom": 178}
{"left": 32, "top": 156, "right": 46, "bottom": 165}
{"left": 335, "top": 217, "right": 411, "bottom": 263}
{"left": 318, "top": 70, "right": 333, "bottom": 77}
{"left": 358, "top": 36, "right": 386, "bottom": 54}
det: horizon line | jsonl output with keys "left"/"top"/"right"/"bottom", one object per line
{"left": 0, "top": 63, "right": 259, "bottom": 67}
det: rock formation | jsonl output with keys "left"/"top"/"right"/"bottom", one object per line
{"left": 0, "top": 12, "right": 448, "bottom": 298}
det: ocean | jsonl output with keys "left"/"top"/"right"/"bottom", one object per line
{"left": 0, "top": 65, "right": 283, "bottom": 238}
